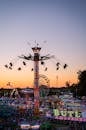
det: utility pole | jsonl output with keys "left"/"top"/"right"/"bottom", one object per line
{"left": 56, "top": 75, "right": 58, "bottom": 87}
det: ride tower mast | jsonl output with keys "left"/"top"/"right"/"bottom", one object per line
{"left": 32, "top": 44, "right": 41, "bottom": 115}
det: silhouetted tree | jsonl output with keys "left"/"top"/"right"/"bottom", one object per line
{"left": 65, "top": 81, "right": 70, "bottom": 88}
{"left": 77, "top": 70, "right": 86, "bottom": 96}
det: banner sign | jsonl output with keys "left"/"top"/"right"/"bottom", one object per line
{"left": 53, "top": 109, "right": 86, "bottom": 122}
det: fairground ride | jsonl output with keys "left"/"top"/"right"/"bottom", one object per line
{"left": 5, "top": 42, "right": 68, "bottom": 116}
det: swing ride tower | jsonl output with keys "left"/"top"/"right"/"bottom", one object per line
{"left": 5, "top": 42, "right": 68, "bottom": 116}
{"left": 32, "top": 45, "right": 41, "bottom": 115}
{"left": 17, "top": 43, "right": 54, "bottom": 116}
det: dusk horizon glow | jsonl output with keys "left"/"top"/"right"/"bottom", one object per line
{"left": 0, "top": 0, "right": 86, "bottom": 88}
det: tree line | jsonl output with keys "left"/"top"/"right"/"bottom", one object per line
{"left": 65, "top": 70, "right": 86, "bottom": 97}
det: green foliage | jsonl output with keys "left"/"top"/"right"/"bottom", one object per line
{"left": 40, "top": 122, "right": 54, "bottom": 130}
{"left": 0, "top": 105, "right": 16, "bottom": 118}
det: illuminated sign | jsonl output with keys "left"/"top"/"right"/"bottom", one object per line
{"left": 20, "top": 124, "right": 30, "bottom": 129}
{"left": 53, "top": 109, "right": 86, "bottom": 122}
{"left": 53, "top": 109, "right": 81, "bottom": 118}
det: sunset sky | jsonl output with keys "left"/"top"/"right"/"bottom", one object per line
{"left": 0, "top": 0, "right": 86, "bottom": 88}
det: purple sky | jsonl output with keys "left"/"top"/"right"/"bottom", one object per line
{"left": 0, "top": 0, "right": 86, "bottom": 87}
